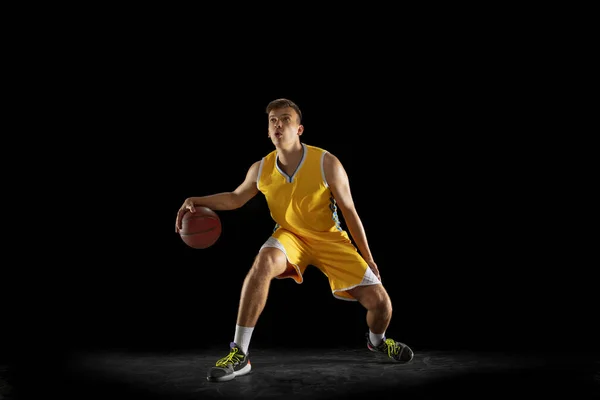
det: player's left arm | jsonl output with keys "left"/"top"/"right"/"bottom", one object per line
{"left": 323, "top": 152, "right": 381, "bottom": 280}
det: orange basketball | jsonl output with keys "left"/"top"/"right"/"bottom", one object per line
{"left": 179, "top": 207, "right": 221, "bottom": 249}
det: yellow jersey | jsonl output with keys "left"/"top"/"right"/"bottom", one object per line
{"left": 257, "top": 143, "right": 350, "bottom": 242}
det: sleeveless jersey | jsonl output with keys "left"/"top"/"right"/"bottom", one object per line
{"left": 257, "top": 143, "right": 350, "bottom": 242}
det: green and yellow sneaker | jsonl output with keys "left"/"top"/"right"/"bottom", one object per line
{"left": 366, "top": 334, "right": 414, "bottom": 363}
{"left": 207, "top": 342, "right": 251, "bottom": 382}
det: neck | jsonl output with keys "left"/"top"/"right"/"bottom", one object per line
{"left": 277, "top": 141, "right": 303, "bottom": 162}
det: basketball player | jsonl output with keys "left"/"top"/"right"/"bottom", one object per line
{"left": 175, "top": 98, "right": 414, "bottom": 382}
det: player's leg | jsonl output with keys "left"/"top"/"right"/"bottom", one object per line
{"left": 346, "top": 283, "right": 392, "bottom": 339}
{"left": 347, "top": 284, "right": 413, "bottom": 362}
{"left": 207, "top": 247, "right": 287, "bottom": 382}
{"left": 207, "top": 229, "right": 310, "bottom": 382}
{"left": 237, "top": 247, "right": 288, "bottom": 327}
{"left": 236, "top": 229, "right": 311, "bottom": 332}
{"left": 313, "top": 239, "right": 413, "bottom": 363}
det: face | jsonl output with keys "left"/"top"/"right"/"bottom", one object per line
{"left": 268, "top": 107, "right": 303, "bottom": 147}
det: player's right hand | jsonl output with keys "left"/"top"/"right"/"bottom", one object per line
{"left": 175, "top": 198, "right": 197, "bottom": 233}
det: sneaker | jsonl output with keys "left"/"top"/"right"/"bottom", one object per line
{"left": 366, "top": 333, "right": 414, "bottom": 363}
{"left": 207, "top": 342, "right": 251, "bottom": 382}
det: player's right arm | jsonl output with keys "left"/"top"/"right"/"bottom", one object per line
{"left": 175, "top": 161, "right": 261, "bottom": 232}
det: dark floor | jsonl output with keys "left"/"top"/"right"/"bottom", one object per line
{"left": 3, "top": 346, "right": 599, "bottom": 399}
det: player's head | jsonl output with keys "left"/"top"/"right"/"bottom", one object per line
{"left": 266, "top": 98, "right": 302, "bottom": 124}
{"left": 266, "top": 98, "right": 304, "bottom": 147}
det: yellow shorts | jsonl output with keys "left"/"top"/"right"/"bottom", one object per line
{"left": 260, "top": 228, "right": 381, "bottom": 301}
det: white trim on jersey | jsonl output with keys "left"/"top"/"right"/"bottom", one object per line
{"left": 275, "top": 143, "right": 307, "bottom": 183}
{"left": 332, "top": 266, "right": 381, "bottom": 301}
{"left": 321, "top": 151, "right": 329, "bottom": 188}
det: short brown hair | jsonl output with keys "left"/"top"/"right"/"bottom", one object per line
{"left": 266, "top": 98, "right": 302, "bottom": 124}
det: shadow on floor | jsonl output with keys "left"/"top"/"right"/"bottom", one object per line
{"left": 6, "top": 347, "right": 600, "bottom": 399}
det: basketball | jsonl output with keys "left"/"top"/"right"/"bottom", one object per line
{"left": 179, "top": 206, "right": 222, "bottom": 249}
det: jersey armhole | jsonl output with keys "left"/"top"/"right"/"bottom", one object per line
{"left": 256, "top": 157, "right": 265, "bottom": 190}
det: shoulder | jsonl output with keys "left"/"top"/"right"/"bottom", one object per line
{"left": 323, "top": 151, "right": 342, "bottom": 170}
{"left": 322, "top": 152, "right": 348, "bottom": 188}
{"left": 250, "top": 160, "right": 262, "bottom": 169}
{"left": 246, "top": 160, "right": 263, "bottom": 179}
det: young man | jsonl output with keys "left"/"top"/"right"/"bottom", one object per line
{"left": 175, "top": 98, "right": 413, "bottom": 382}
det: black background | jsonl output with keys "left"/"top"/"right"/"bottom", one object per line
{"left": 4, "top": 28, "right": 595, "bottom": 376}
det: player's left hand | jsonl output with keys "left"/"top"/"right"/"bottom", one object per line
{"left": 367, "top": 261, "right": 381, "bottom": 282}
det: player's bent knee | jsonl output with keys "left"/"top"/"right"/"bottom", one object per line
{"left": 353, "top": 284, "right": 393, "bottom": 313}
{"left": 380, "top": 294, "right": 393, "bottom": 315}
{"left": 252, "top": 247, "right": 287, "bottom": 278}
{"left": 375, "top": 286, "right": 393, "bottom": 313}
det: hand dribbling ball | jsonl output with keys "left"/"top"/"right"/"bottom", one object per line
{"left": 179, "top": 206, "right": 222, "bottom": 249}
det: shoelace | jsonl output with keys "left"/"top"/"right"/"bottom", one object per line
{"left": 215, "top": 347, "right": 244, "bottom": 367}
{"left": 383, "top": 339, "right": 400, "bottom": 357}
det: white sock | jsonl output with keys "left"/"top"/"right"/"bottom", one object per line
{"left": 369, "top": 330, "right": 385, "bottom": 347}
{"left": 234, "top": 325, "right": 254, "bottom": 354}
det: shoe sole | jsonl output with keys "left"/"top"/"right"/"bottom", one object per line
{"left": 207, "top": 362, "right": 252, "bottom": 382}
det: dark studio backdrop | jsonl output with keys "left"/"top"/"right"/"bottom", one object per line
{"left": 5, "top": 42, "right": 595, "bottom": 379}
{"left": 31, "top": 84, "right": 592, "bottom": 358}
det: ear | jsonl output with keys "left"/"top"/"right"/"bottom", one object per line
{"left": 297, "top": 125, "right": 304, "bottom": 136}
